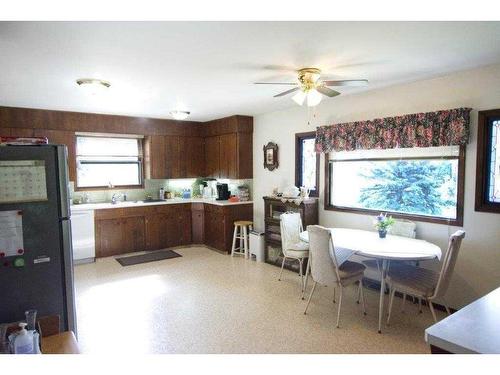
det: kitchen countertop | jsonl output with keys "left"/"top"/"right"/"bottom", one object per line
{"left": 70, "top": 197, "right": 253, "bottom": 211}
{"left": 425, "top": 286, "right": 500, "bottom": 353}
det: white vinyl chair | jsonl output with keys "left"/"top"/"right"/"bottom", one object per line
{"left": 279, "top": 212, "right": 309, "bottom": 292}
{"left": 303, "top": 225, "right": 367, "bottom": 328}
{"left": 386, "top": 230, "right": 465, "bottom": 324}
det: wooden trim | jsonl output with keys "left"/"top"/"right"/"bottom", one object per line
{"left": 295, "top": 131, "right": 319, "bottom": 197}
{"left": 475, "top": 109, "right": 500, "bottom": 213}
{"left": 324, "top": 146, "right": 466, "bottom": 226}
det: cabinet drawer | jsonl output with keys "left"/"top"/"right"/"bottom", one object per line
{"left": 204, "top": 204, "right": 225, "bottom": 215}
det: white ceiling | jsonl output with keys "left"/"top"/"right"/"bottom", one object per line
{"left": 1, "top": 21, "right": 500, "bottom": 122}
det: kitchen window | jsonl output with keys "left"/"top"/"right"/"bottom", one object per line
{"left": 325, "top": 145, "right": 465, "bottom": 225}
{"left": 76, "top": 134, "right": 143, "bottom": 189}
{"left": 295, "top": 132, "right": 319, "bottom": 197}
{"left": 475, "top": 109, "right": 500, "bottom": 213}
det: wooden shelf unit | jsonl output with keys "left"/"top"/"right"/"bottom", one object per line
{"left": 263, "top": 196, "right": 318, "bottom": 272}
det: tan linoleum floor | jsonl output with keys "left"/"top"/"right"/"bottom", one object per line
{"left": 74, "top": 246, "right": 442, "bottom": 354}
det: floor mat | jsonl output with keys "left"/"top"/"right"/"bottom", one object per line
{"left": 116, "top": 250, "right": 182, "bottom": 266}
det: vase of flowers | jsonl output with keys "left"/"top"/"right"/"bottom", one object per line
{"left": 374, "top": 213, "right": 395, "bottom": 238}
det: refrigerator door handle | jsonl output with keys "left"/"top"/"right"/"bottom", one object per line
{"left": 61, "top": 218, "right": 77, "bottom": 336}
{"left": 56, "top": 145, "right": 71, "bottom": 219}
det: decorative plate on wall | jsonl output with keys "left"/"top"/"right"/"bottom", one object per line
{"left": 263, "top": 142, "right": 279, "bottom": 171}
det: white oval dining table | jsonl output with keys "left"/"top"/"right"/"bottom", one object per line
{"left": 299, "top": 228, "right": 442, "bottom": 333}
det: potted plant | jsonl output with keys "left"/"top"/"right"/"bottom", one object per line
{"left": 374, "top": 213, "right": 395, "bottom": 238}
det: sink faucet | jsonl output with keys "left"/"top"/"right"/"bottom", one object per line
{"left": 111, "top": 193, "right": 122, "bottom": 204}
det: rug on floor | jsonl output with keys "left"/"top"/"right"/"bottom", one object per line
{"left": 116, "top": 250, "right": 182, "bottom": 266}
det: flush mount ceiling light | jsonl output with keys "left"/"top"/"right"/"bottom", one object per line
{"left": 76, "top": 78, "right": 111, "bottom": 95}
{"left": 170, "top": 110, "right": 191, "bottom": 120}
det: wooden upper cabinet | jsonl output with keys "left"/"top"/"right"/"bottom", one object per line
{"left": 180, "top": 136, "right": 205, "bottom": 178}
{"left": 164, "top": 135, "right": 181, "bottom": 178}
{"left": 33, "top": 129, "right": 77, "bottom": 182}
{"left": 236, "top": 132, "right": 253, "bottom": 179}
{"left": 0, "top": 127, "right": 35, "bottom": 137}
{"left": 145, "top": 135, "right": 166, "bottom": 179}
{"left": 219, "top": 133, "right": 237, "bottom": 179}
{"left": 204, "top": 135, "right": 220, "bottom": 178}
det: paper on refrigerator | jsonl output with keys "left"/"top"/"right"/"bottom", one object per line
{"left": 0, "top": 210, "right": 24, "bottom": 257}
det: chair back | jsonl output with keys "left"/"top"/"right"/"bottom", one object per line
{"left": 388, "top": 219, "right": 416, "bottom": 238}
{"left": 432, "top": 230, "right": 466, "bottom": 299}
{"left": 307, "top": 225, "right": 341, "bottom": 286}
{"left": 279, "top": 212, "right": 303, "bottom": 256}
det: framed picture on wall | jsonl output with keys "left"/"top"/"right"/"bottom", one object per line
{"left": 263, "top": 142, "right": 279, "bottom": 171}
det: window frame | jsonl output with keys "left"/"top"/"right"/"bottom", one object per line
{"left": 324, "top": 145, "right": 466, "bottom": 226}
{"left": 295, "top": 131, "right": 320, "bottom": 197}
{"left": 475, "top": 109, "right": 500, "bottom": 213}
{"left": 75, "top": 134, "right": 145, "bottom": 191}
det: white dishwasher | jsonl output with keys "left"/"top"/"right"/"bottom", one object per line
{"left": 71, "top": 209, "right": 95, "bottom": 264}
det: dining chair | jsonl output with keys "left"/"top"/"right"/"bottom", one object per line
{"left": 279, "top": 212, "right": 309, "bottom": 292}
{"left": 303, "top": 225, "right": 367, "bottom": 328}
{"left": 386, "top": 230, "right": 465, "bottom": 324}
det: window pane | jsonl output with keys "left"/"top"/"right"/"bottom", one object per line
{"left": 77, "top": 161, "right": 140, "bottom": 187}
{"left": 330, "top": 158, "right": 458, "bottom": 219}
{"left": 301, "top": 138, "right": 317, "bottom": 189}
{"left": 76, "top": 136, "right": 139, "bottom": 157}
{"left": 488, "top": 120, "right": 500, "bottom": 203}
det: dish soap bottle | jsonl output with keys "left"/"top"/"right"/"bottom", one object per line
{"left": 12, "top": 323, "right": 34, "bottom": 354}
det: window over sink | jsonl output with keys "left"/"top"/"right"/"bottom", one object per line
{"left": 76, "top": 134, "right": 143, "bottom": 189}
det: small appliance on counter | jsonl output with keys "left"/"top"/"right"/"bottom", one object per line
{"left": 216, "top": 183, "right": 231, "bottom": 200}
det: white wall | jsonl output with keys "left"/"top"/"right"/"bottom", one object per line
{"left": 253, "top": 63, "right": 500, "bottom": 309}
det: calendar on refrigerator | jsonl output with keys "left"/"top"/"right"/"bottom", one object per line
{"left": 0, "top": 160, "right": 48, "bottom": 203}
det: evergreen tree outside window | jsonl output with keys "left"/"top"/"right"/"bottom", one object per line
{"left": 326, "top": 146, "right": 464, "bottom": 225}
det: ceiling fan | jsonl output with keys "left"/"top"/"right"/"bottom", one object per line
{"left": 254, "top": 67, "right": 368, "bottom": 107}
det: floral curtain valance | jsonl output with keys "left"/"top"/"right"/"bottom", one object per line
{"left": 315, "top": 107, "right": 472, "bottom": 153}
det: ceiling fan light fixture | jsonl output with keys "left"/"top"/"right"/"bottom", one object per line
{"left": 292, "top": 90, "right": 307, "bottom": 106}
{"left": 76, "top": 78, "right": 111, "bottom": 95}
{"left": 306, "top": 88, "right": 323, "bottom": 107}
{"left": 170, "top": 110, "right": 191, "bottom": 120}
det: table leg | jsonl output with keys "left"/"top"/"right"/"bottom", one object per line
{"left": 378, "top": 259, "right": 389, "bottom": 333}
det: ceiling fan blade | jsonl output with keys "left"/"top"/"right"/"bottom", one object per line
{"left": 323, "top": 79, "right": 368, "bottom": 87}
{"left": 254, "top": 82, "right": 297, "bottom": 85}
{"left": 316, "top": 86, "right": 341, "bottom": 98}
{"left": 274, "top": 87, "right": 300, "bottom": 97}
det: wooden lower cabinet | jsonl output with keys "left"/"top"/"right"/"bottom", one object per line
{"left": 94, "top": 203, "right": 252, "bottom": 257}
{"left": 96, "top": 216, "right": 145, "bottom": 257}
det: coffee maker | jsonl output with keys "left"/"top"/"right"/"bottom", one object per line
{"left": 216, "top": 183, "right": 231, "bottom": 200}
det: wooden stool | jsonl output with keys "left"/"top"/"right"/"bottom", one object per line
{"left": 231, "top": 220, "right": 253, "bottom": 258}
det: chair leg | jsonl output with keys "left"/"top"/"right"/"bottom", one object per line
{"left": 278, "top": 256, "right": 286, "bottom": 281}
{"left": 336, "top": 286, "right": 343, "bottom": 328}
{"left": 386, "top": 287, "right": 396, "bottom": 325}
{"left": 359, "top": 280, "right": 367, "bottom": 315}
{"left": 298, "top": 258, "right": 304, "bottom": 292}
{"left": 333, "top": 287, "right": 336, "bottom": 303}
{"left": 356, "top": 282, "right": 361, "bottom": 304}
{"left": 401, "top": 293, "right": 406, "bottom": 312}
{"left": 304, "top": 281, "right": 317, "bottom": 315}
{"left": 243, "top": 225, "right": 249, "bottom": 259}
{"left": 418, "top": 298, "right": 422, "bottom": 313}
{"left": 442, "top": 298, "right": 451, "bottom": 315}
{"left": 428, "top": 299, "right": 437, "bottom": 322}
{"left": 231, "top": 225, "right": 238, "bottom": 256}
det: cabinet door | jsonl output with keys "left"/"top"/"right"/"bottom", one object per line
{"left": 219, "top": 133, "right": 237, "bottom": 179}
{"left": 145, "top": 135, "right": 166, "bottom": 179}
{"left": 0, "top": 128, "right": 34, "bottom": 137}
{"left": 164, "top": 136, "right": 180, "bottom": 178}
{"left": 145, "top": 214, "right": 170, "bottom": 250}
{"left": 122, "top": 216, "right": 146, "bottom": 253}
{"left": 180, "top": 136, "right": 205, "bottom": 178}
{"left": 34, "top": 129, "right": 76, "bottom": 182}
{"left": 204, "top": 135, "right": 220, "bottom": 178}
{"left": 179, "top": 209, "right": 192, "bottom": 245}
{"left": 191, "top": 209, "right": 204, "bottom": 244}
{"left": 96, "top": 218, "right": 124, "bottom": 257}
{"left": 204, "top": 211, "right": 225, "bottom": 251}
